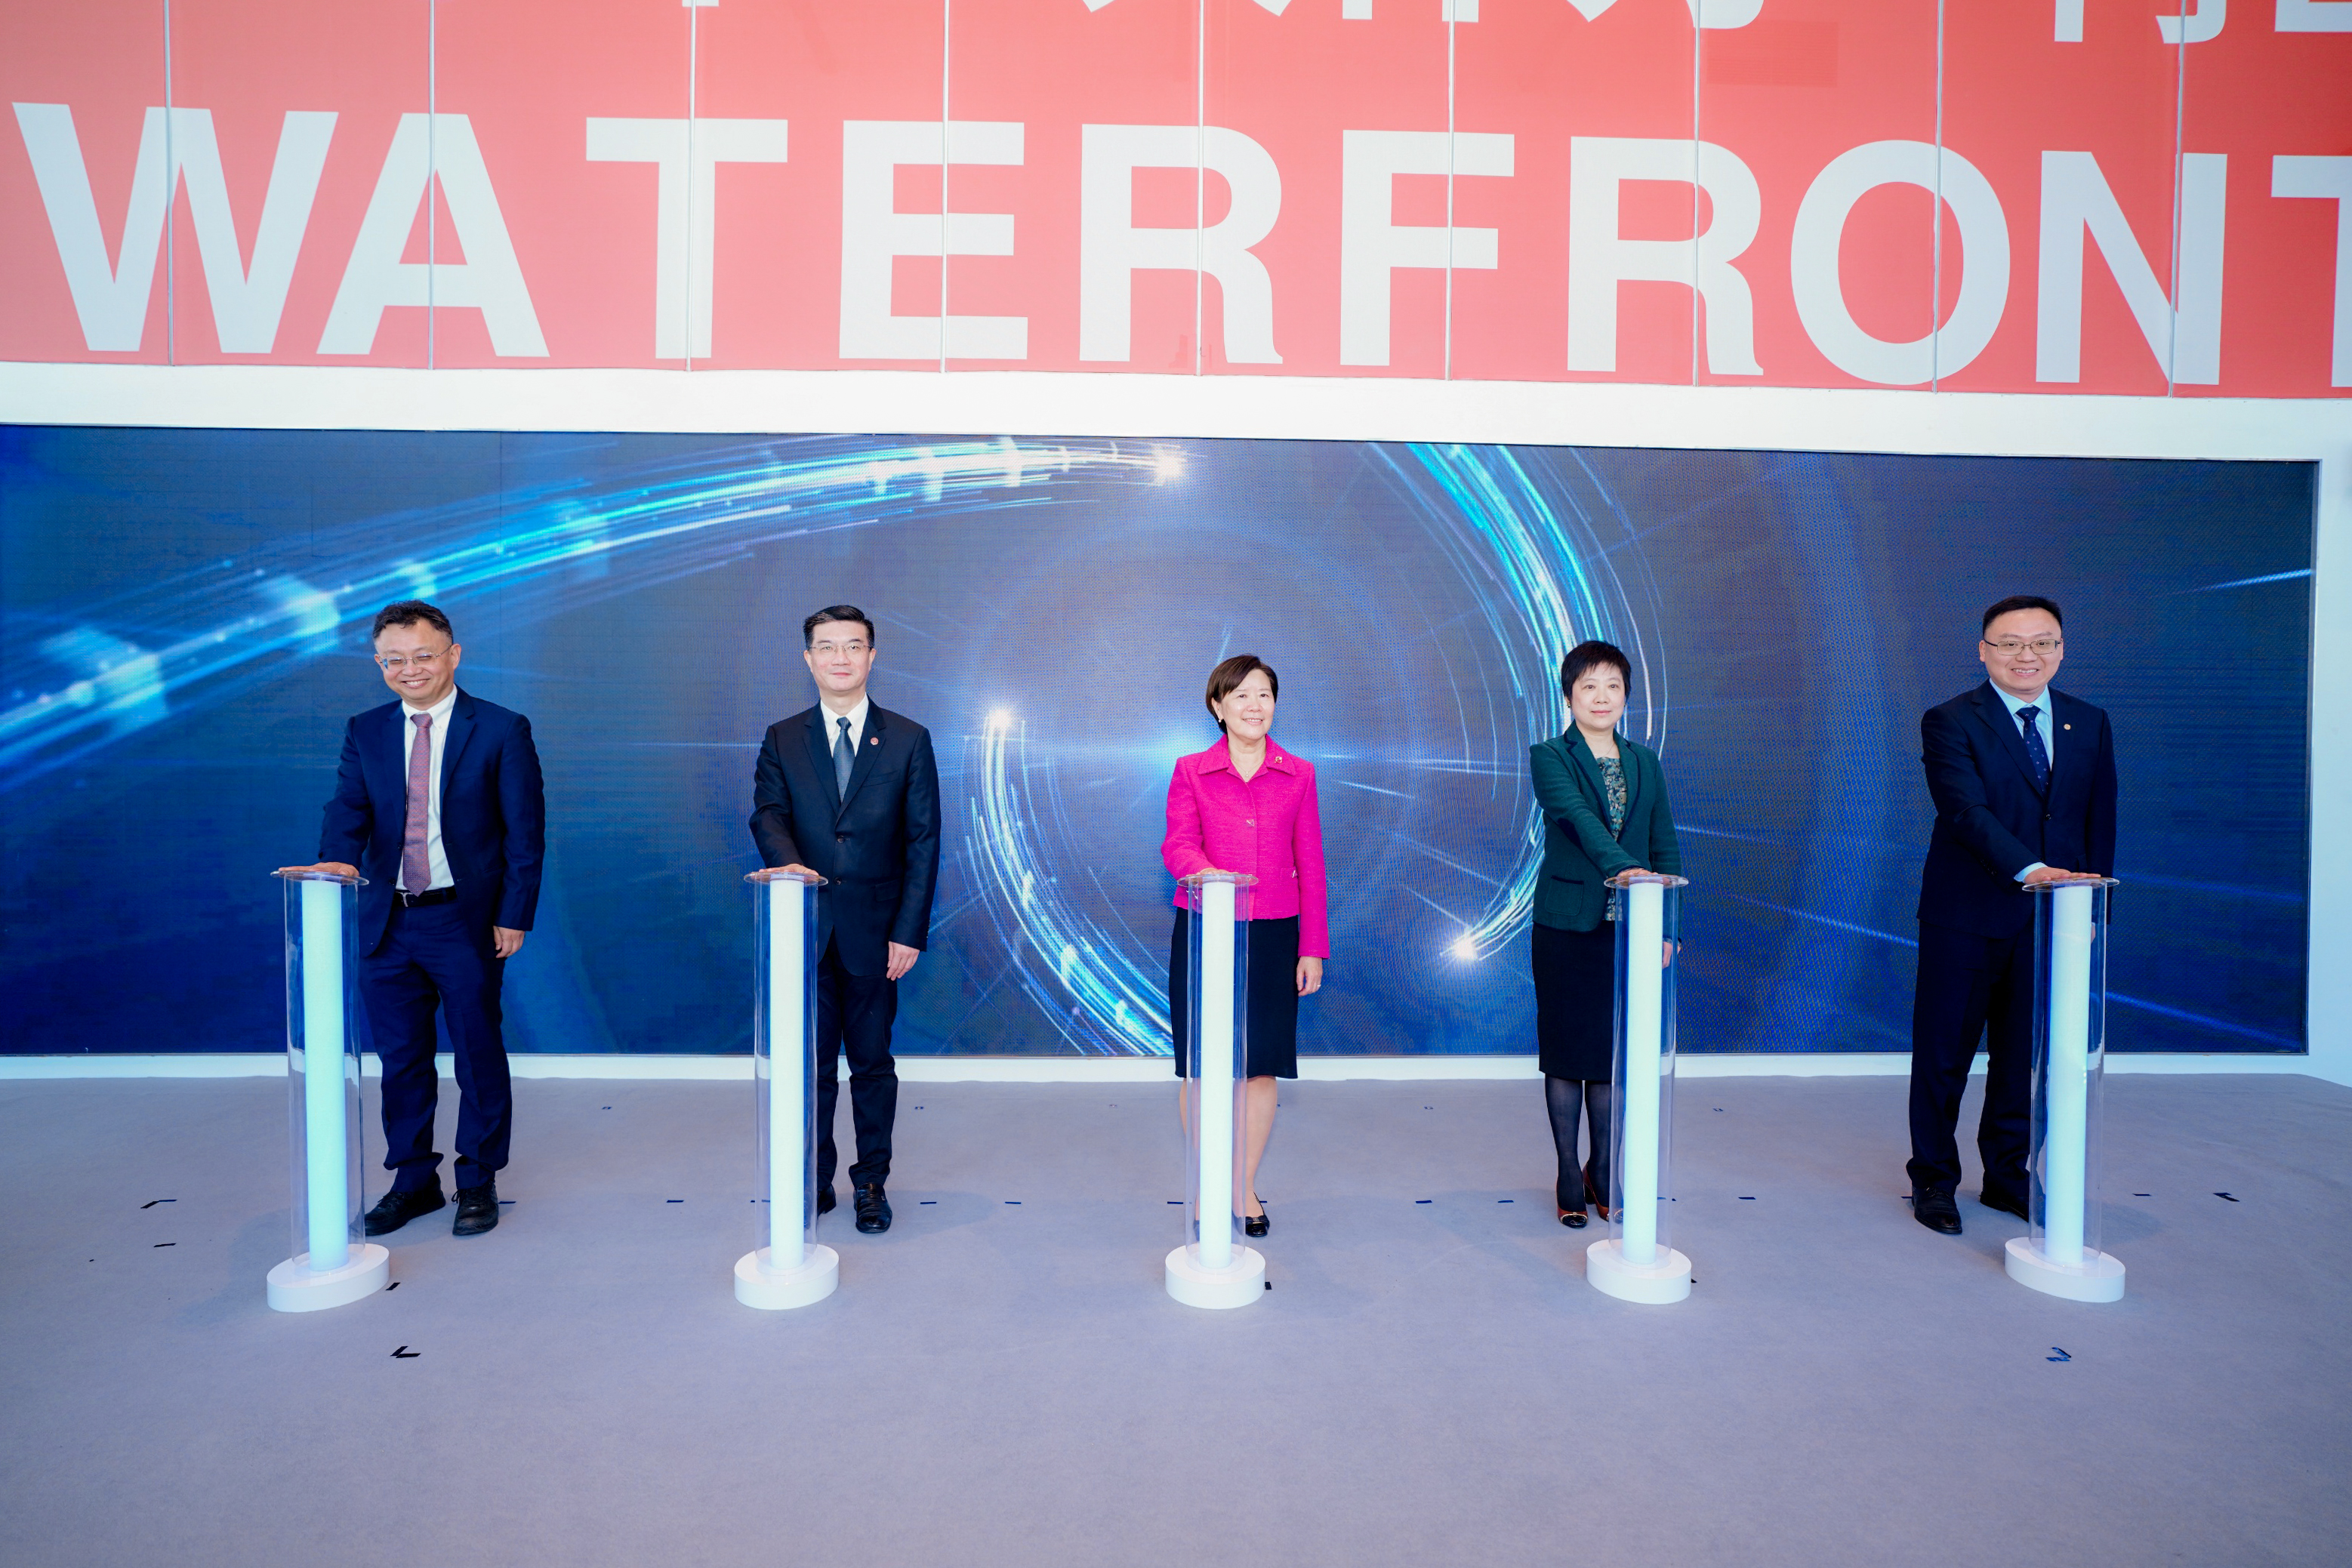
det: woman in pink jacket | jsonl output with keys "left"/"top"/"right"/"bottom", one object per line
{"left": 1161, "top": 654, "right": 1329, "bottom": 1239}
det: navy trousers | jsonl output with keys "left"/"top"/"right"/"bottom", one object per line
{"left": 1907, "top": 920, "right": 2034, "bottom": 1197}
{"left": 814, "top": 937, "right": 898, "bottom": 1191}
{"left": 359, "top": 901, "right": 512, "bottom": 1194}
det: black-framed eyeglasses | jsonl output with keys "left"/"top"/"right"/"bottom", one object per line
{"left": 1981, "top": 638, "right": 2062, "bottom": 657}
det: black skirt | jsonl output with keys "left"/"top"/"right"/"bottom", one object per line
{"left": 1168, "top": 910, "right": 1301, "bottom": 1079}
{"left": 1531, "top": 920, "right": 1617, "bottom": 1081}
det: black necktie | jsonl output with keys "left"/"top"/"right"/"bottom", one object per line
{"left": 834, "top": 716, "right": 854, "bottom": 796}
{"left": 2018, "top": 705, "right": 2049, "bottom": 792}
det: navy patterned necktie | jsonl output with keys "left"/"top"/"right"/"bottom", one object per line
{"left": 2017, "top": 705, "right": 2049, "bottom": 792}
{"left": 834, "top": 716, "right": 855, "bottom": 795}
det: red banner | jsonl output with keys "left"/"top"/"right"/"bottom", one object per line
{"left": 2, "top": 0, "right": 2346, "bottom": 393}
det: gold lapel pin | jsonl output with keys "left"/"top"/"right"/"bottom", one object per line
{"left": 2063, "top": 723, "right": 2071, "bottom": 730}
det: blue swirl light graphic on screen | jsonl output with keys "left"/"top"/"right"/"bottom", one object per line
{"left": 0, "top": 434, "right": 1659, "bottom": 1059}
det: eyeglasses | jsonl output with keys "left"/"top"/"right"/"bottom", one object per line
{"left": 809, "top": 640, "right": 871, "bottom": 658}
{"left": 1981, "top": 638, "right": 2063, "bottom": 657}
{"left": 375, "top": 649, "right": 450, "bottom": 671}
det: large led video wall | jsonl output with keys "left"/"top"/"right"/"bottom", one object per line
{"left": 0, "top": 427, "right": 2312, "bottom": 1057}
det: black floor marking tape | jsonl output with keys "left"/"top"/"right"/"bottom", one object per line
{"left": 1739, "top": 1196, "right": 1756, "bottom": 1200}
{"left": 1415, "top": 1199, "right": 1432, "bottom": 1205}
{"left": 1167, "top": 1200, "right": 1182, "bottom": 1205}
{"left": 1498, "top": 1198, "right": 1514, "bottom": 1203}
{"left": 1005, "top": 1200, "right": 1022, "bottom": 1205}
{"left": 2048, "top": 1348, "right": 2071, "bottom": 1362}
{"left": 920, "top": 1200, "right": 936, "bottom": 1205}
{"left": 499, "top": 1200, "right": 514, "bottom": 1205}
{"left": 2215, "top": 1192, "right": 2239, "bottom": 1202}
{"left": 385, "top": 1282, "right": 399, "bottom": 1291}
{"left": 140, "top": 1198, "right": 176, "bottom": 1209}
{"left": 2134, "top": 1192, "right": 2151, "bottom": 1197}
{"left": 153, "top": 1242, "right": 174, "bottom": 1248}
{"left": 391, "top": 1346, "right": 420, "bottom": 1359}
{"left": 666, "top": 1199, "right": 683, "bottom": 1203}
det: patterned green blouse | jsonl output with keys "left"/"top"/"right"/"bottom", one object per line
{"left": 1598, "top": 752, "right": 1628, "bottom": 921}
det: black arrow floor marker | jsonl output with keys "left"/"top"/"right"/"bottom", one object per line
{"left": 390, "top": 1346, "right": 420, "bottom": 1359}
{"left": 2048, "top": 1348, "right": 2071, "bottom": 1362}
{"left": 2215, "top": 1192, "right": 2239, "bottom": 1202}
{"left": 140, "top": 1198, "right": 176, "bottom": 1209}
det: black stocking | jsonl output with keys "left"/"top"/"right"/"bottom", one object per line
{"left": 1546, "top": 1075, "right": 1617, "bottom": 1212}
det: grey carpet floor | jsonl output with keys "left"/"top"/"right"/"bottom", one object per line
{"left": 2, "top": 1072, "right": 2346, "bottom": 1568}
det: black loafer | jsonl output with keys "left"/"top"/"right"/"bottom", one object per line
{"left": 1981, "top": 1186, "right": 2030, "bottom": 1223}
{"left": 452, "top": 1178, "right": 500, "bottom": 1237}
{"left": 362, "top": 1184, "right": 445, "bottom": 1236}
{"left": 816, "top": 1188, "right": 837, "bottom": 1215}
{"left": 1912, "top": 1184, "right": 1963, "bottom": 1235}
{"left": 854, "top": 1184, "right": 892, "bottom": 1234}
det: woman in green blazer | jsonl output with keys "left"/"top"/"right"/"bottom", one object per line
{"left": 1527, "top": 640, "right": 1682, "bottom": 1228}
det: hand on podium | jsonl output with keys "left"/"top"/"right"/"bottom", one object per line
{"left": 276, "top": 861, "right": 359, "bottom": 879}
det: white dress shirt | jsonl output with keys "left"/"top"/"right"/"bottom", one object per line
{"left": 394, "top": 687, "right": 459, "bottom": 891}
{"left": 1991, "top": 682, "right": 2052, "bottom": 882}
{"left": 818, "top": 695, "right": 871, "bottom": 765}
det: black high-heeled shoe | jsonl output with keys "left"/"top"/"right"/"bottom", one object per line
{"left": 1244, "top": 1201, "right": 1269, "bottom": 1239}
{"left": 1558, "top": 1207, "right": 1588, "bottom": 1230}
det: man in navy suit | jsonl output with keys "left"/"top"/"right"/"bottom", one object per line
{"left": 1909, "top": 595, "right": 2116, "bottom": 1236}
{"left": 751, "top": 605, "right": 942, "bottom": 1235}
{"left": 285, "top": 600, "right": 545, "bottom": 1240}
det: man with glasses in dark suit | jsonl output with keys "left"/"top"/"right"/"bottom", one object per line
{"left": 282, "top": 599, "right": 546, "bottom": 1240}
{"left": 751, "top": 605, "right": 942, "bottom": 1236}
{"left": 1908, "top": 596, "right": 2116, "bottom": 1236}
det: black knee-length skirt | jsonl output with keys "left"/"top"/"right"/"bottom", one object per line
{"left": 1532, "top": 920, "right": 1617, "bottom": 1082}
{"left": 1168, "top": 910, "right": 1300, "bottom": 1079}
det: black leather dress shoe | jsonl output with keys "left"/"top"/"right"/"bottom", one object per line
{"left": 1244, "top": 1203, "right": 1270, "bottom": 1239}
{"left": 452, "top": 1178, "right": 499, "bottom": 1237}
{"left": 362, "top": 1184, "right": 445, "bottom": 1236}
{"left": 816, "top": 1188, "right": 837, "bottom": 1215}
{"left": 854, "top": 1184, "right": 892, "bottom": 1234}
{"left": 1980, "top": 1186, "right": 2030, "bottom": 1223}
{"left": 1912, "top": 1185, "right": 1963, "bottom": 1234}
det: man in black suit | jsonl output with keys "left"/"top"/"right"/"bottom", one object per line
{"left": 1909, "top": 595, "right": 2116, "bottom": 1235}
{"left": 751, "top": 605, "right": 942, "bottom": 1235}
{"left": 283, "top": 600, "right": 546, "bottom": 1240}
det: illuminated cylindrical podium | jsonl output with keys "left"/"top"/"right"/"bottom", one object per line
{"left": 2005, "top": 876, "right": 2126, "bottom": 1303}
{"left": 736, "top": 869, "right": 839, "bottom": 1310}
{"left": 1586, "top": 872, "right": 1693, "bottom": 1305}
{"left": 1165, "top": 871, "right": 1265, "bottom": 1309}
{"left": 265, "top": 870, "right": 390, "bottom": 1312}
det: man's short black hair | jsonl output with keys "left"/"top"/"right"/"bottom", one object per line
{"left": 803, "top": 605, "right": 875, "bottom": 647}
{"left": 1981, "top": 595, "right": 2064, "bottom": 633}
{"left": 372, "top": 599, "right": 453, "bottom": 642}
{"left": 1558, "top": 639, "right": 1632, "bottom": 701}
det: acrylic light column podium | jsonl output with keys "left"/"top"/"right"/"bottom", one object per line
{"left": 2005, "top": 876, "right": 2127, "bottom": 1303}
{"left": 264, "top": 870, "right": 390, "bottom": 1312}
{"left": 1165, "top": 871, "right": 1267, "bottom": 1309}
{"left": 735, "top": 869, "right": 840, "bottom": 1311}
{"left": 1586, "top": 872, "right": 1693, "bottom": 1305}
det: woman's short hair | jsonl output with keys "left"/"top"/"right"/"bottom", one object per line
{"left": 1204, "top": 654, "right": 1279, "bottom": 732}
{"left": 1558, "top": 640, "right": 1631, "bottom": 701}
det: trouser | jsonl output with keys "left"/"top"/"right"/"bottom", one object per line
{"left": 359, "top": 900, "right": 511, "bottom": 1194}
{"left": 1907, "top": 920, "right": 2033, "bottom": 1196}
{"left": 815, "top": 937, "right": 899, "bottom": 1190}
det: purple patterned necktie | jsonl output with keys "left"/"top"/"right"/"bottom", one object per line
{"left": 402, "top": 713, "right": 433, "bottom": 893}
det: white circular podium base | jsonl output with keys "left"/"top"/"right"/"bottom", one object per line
{"left": 2004, "top": 1237, "right": 2125, "bottom": 1302}
{"left": 267, "top": 1244, "right": 390, "bottom": 1313}
{"left": 1164, "top": 1243, "right": 1266, "bottom": 1309}
{"left": 1585, "top": 1238, "right": 1693, "bottom": 1305}
{"left": 735, "top": 1244, "right": 840, "bottom": 1311}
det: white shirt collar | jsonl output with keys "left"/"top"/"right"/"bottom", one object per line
{"left": 819, "top": 695, "right": 871, "bottom": 750}
{"left": 1991, "top": 682, "right": 2048, "bottom": 716}
{"left": 403, "top": 687, "right": 459, "bottom": 727}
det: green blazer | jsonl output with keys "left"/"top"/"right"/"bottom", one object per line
{"left": 1528, "top": 729, "right": 1682, "bottom": 934}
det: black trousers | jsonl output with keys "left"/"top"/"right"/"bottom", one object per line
{"left": 358, "top": 901, "right": 511, "bottom": 1194}
{"left": 1907, "top": 920, "right": 2033, "bottom": 1197}
{"left": 815, "top": 937, "right": 899, "bottom": 1190}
